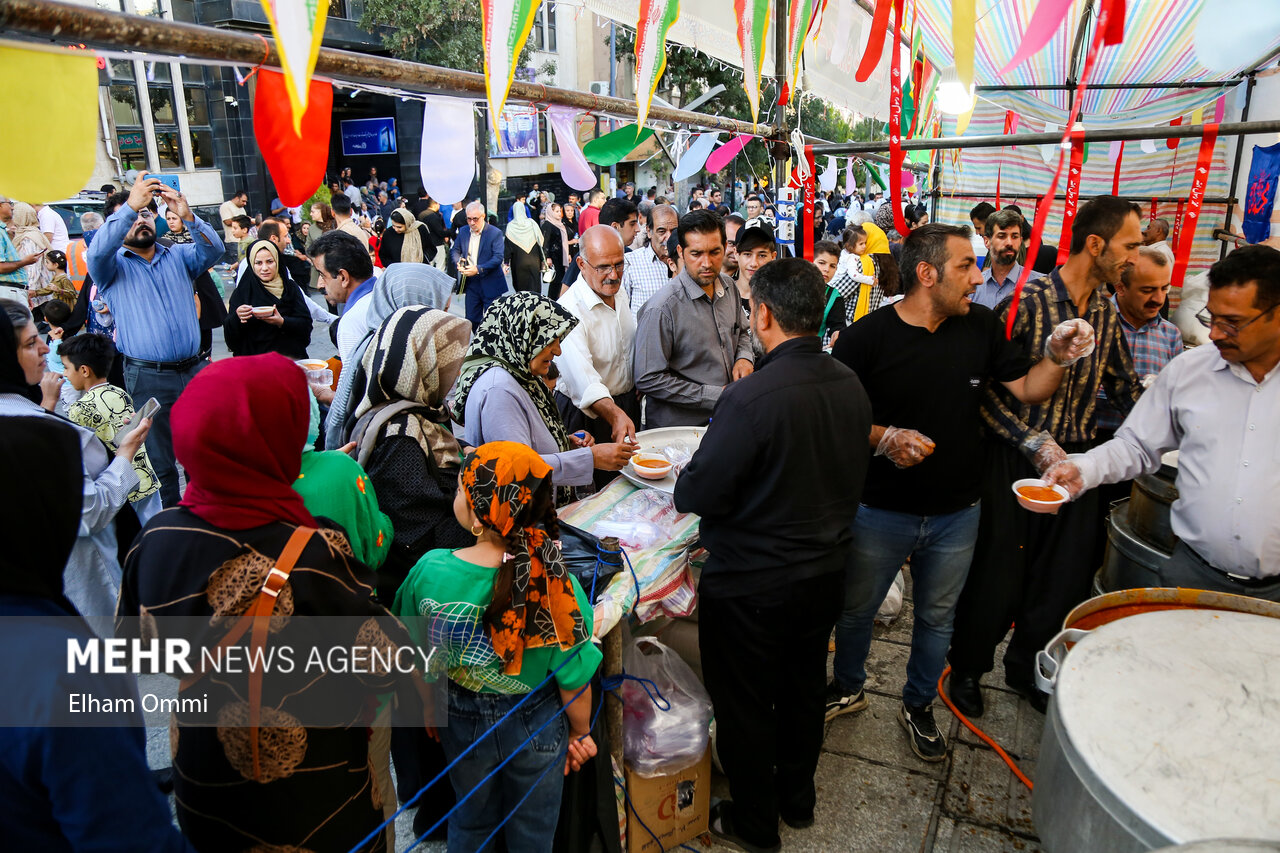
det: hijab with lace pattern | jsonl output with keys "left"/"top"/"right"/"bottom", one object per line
{"left": 461, "top": 441, "right": 589, "bottom": 675}
{"left": 351, "top": 306, "right": 471, "bottom": 470}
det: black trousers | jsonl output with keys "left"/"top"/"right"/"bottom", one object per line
{"left": 699, "top": 570, "right": 843, "bottom": 849}
{"left": 948, "top": 439, "right": 1100, "bottom": 687}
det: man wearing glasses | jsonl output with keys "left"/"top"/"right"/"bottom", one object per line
{"left": 86, "top": 172, "right": 225, "bottom": 507}
{"left": 451, "top": 201, "right": 505, "bottom": 327}
{"left": 1047, "top": 244, "right": 1280, "bottom": 602}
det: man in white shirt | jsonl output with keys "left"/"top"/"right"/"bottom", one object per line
{"left": 622, "top": 204, "right": 676, "bottom": 312}
{"left": 33, "top": 203, "right": 70, "bottom": 252}
{"left": 557, "top": 226, "right": 640, "bottom": 487}
{"left": 970, "top": 208, "right": 1024, "bottom": 309}
{"left": 1047, "top": 245, "right": 1280, "bottom": 600}
{"left": 219, "top": 190, "right": 248, "bottom": 242}
{"left": 1142, "top": 217, "right": 1176, "bottom": 266}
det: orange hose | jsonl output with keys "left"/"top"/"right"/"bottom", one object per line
{"left": 937, "top": 665, "right": 1034, "bottom": 790}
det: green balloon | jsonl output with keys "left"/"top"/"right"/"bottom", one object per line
{"left": 584, "top": 124, "right": 656, "bottom": 167}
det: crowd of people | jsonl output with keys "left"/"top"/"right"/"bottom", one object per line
{"left": 3, "top": 160, "right": 1279, "bottom": 853}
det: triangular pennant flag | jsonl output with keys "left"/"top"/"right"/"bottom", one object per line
{"left": 734, "top": 0, "right": 770, "bottom": 127}
{"left": 635, "top": 0, "right": 681, "bottom": 129}
{"left": 259, "top": 0, "right": 330, "bottom": 133}
{"left": 482, "top": 0, "right": 545, "bottom": 132}
{"left": 785, "top": 0, "right": 826, "bottom": 100}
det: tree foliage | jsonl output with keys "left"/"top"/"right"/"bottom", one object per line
{"left": 360, "top": 0, "right": 549, "bottom": 76}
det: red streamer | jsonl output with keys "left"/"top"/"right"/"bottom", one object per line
{"left": 996, "top": 110, "right": 1019, "bottom": 208}
{"left": 1004, "top": 3, "right": 1117, "bottom": 338}
{"left": 1111, "top": 141, "right": 1124, "bottom": 196}
{"left": 803, "top": 145, "right": 816, "bottom": 261}
{"left": 1167, "top": 116, "right": 1183, "bottom": 150}
{"left": 1056, "top": 131, "right": 1086, "bottom": 265}
{"left": 888, "top": 0, "right": 908, "bottom": 238}
{"left": 856, "top": 0, "right": 893, "bottom": 82}
{"left": 1170, "top": 123, "right": 1218, "bottom": 289}
{"left": 1172, "top": 200, "right": 1185, "bottom": 251}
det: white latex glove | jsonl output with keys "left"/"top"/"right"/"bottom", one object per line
{"left": 1021, "top": 432, "right": 1068, "bottom": 476}
{"left": 875, "top": 426, "right": 936, "bottom": 469}
{"left": 1044, "top": 318, "right": 1096, "bottom": 367}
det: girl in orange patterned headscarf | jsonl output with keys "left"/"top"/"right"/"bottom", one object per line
{"left": 392, "top": 440, "right": 601, "bottom": 850}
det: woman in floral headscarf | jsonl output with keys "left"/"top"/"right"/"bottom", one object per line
{"left": 452, "top": 291, "right": 634, "bottom": 502}
{"left": 394, "top": 441, "right": 600, "bottom": 853}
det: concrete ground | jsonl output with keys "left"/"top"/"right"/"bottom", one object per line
{"left": 700, "top": 575, "right": 1046, "bottom": 853}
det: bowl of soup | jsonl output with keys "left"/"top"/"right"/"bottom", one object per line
{"left": 630, "top": 453, "right": 673, "bottom": 480}
{"left": 1011, "top": 478, "right": 1069, "bottom": 514}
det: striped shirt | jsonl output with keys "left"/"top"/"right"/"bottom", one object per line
{"left": 981, "top": 269, "right": 1142, "bottom": 455}
{"left": 1096, "top": 295, "right": 1183, "bottom": 431}
{"left": 622, "top": 246, "right": 671, "bottom": 312}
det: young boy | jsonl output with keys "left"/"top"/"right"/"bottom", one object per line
{"left": 41, "top": 300, "right": 82, "bottom": 414}
{"left": 812, "top": 241, "right": 849, "bottom": 350}
{"left": 62, "top": 333, "right": 163, "bottom": 524}
{"left": 231, "top": 215, "right": 254, "bottom": 262}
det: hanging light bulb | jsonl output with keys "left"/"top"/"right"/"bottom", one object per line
{"left": 1061, "top": 121, "right": 1086, "bottom": 149}
{"left": 936, "top": 65, "right": 975, "bottom": 115}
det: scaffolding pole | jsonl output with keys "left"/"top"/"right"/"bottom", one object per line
{"left": 0, "top": 0, "right": 778, "bottom": 139}
{"left": 810, "top": 119, "right": 1280, "bottom": 156}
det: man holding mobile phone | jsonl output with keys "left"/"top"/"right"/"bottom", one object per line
{"left": 86, "top": 172, "right": 224, "bottom": 507}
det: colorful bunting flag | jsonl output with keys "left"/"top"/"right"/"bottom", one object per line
{"left": 584, "top": 124, "right": 655, "bottom": 167}
{"left": 734, "top": 0, "right": 770, "bottom": 128}
{"left": 953, "top": 0, "right": 976, "bottom": 93}
{"left": 999, "top": 0, "right": 1072, "bottom": 76}
{"left": 420, "top": 96, "right": 476, "bottom": 206}
{"left": 635, "top": 0, "right": 680, "bottom": 130}
{"left": 706, "top": 134, "right": 752, "bottom": 174}
{"left": 0, "top": 46, "right": 96, "bottom": 202}
{"left": 786, "top": 0, "right": 829, "bottom": 101}
{"left": 547, "top": 106, "right": 597, "bottom": 191}
{"left": 856, "top": 0, "right": 892, "bottom": 82}
{"left": 482, "top": 0, "right": 544, "bottom": 132}
{"left": 258, "top": 0, "right": 329, "bottom": 134}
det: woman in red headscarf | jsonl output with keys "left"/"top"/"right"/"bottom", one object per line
{"left": 116, "top": 353, "right": 423, "bottom": 853}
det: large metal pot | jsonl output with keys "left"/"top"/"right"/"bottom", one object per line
{"left": 1032, "top": 610, "right": 1280, "bottom": 852}
{"left": 1127, "top": 460, "right": 1179, "bottom": 554}
{"left": 1097, "top": 500, "right": 1173, "bottom": 592}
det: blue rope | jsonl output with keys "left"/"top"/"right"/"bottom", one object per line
{"left": 613, "top": 773, "right": 701, "bottom": 853}
{"left": 595, "top": 545, "right": 641, "bottom": 602}
{"left": 351, "top": 540, "right": 617, "bottom": 852}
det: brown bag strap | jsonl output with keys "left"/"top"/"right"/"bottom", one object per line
{"left": 180, "top": 526, "right": 314, "bottom": 780}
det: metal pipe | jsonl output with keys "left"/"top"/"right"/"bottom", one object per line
{"left": 1221, "top": 76, "right": 1256, "bottom": 260}
{"left": 773, "top": 0, "right": 789, "bottom": 193}
{"left": 0, "top": 0, "right": 777, "bottom": 138}
{"left": 933, "top": 191, "right": 1238, "bottom": 205}
{"left": 810, "top": 118, "right": 1280, "bottom": 155}
{"left": 977, "top": 80, "right": 1245, "bottom": 92}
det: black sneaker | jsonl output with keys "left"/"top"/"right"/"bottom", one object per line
{"left": 708, "top": 801, "right": 781, "bottom": 853}
{"left": 824, "top": 681, "right": 870, "bottom": 721}
{"left": 898, "top": 702, "right": 947, "bottom": 762}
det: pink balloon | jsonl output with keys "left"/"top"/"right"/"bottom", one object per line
{"left": 547, "top": 105, "right": 598, "bottom": 192}
{"left": 705, "top": 135, "right": 752, "bottom": 175}
{"left": 900, "top": 170, "right": 916, "bottom": 189}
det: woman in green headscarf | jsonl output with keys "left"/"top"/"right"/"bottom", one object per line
{"left": 452, "top": 291, "right": 634, "bottom": 504}
{"left": 293, "top": 392, "right": 394, "bottom": 569}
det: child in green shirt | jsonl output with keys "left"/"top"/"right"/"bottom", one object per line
{"left": 394, "top": 441, "right": 600, "bottom": 850}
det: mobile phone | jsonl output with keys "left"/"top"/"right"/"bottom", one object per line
{"left": 151, "top": 174, "right": 181, "bottom": 194}
{"left": 116, "top": 397, "right": 161, "bottom": 445}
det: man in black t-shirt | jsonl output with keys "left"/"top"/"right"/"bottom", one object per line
{"left": 829, "top": 223, "right": 1093, "bottom": 762}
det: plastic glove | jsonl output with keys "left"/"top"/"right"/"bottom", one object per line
{"left": 1044, "top": 318, "right": 1096, "bottom": 367}
{"left": 1043, "top": 453, "right": 1099, "bottom": 500}
{"left": 1021, "top": 432, "right": 1068, "bottom": 476}
{"left": 875, "top": 427, "right": 936, "bottom": 469}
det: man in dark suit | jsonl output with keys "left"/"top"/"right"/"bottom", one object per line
{"left": 451, "top": 201, "right": 506, "bottom": 326}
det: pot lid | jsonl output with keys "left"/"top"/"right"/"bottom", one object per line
{"left": 1055, "top": 609, "right": 1280, "bottom": 843}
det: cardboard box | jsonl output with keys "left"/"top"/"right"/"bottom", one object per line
{"left": 625, "top": 748, "right": 710, "bottom": 853}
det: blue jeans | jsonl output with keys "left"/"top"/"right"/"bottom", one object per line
{"left": 122, "top": 357, "right": 206, "bottom": 507}
{"left": 833, "top": 502, "right": 980, "bottom": 707}
{"left": 436, "top": 682, "right": 568, "bottom": 853}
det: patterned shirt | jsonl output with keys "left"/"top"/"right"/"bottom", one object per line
{"left": 1096, "top": 295, "right": 1183, "bottom": 431}
{"left": 67, "top": 383, "right": 160, "bottom": 503}
{"left": 981, "top": 269, "right": 1142, "bottom": 456}
{"left": 622, "top": 245, "right": 671, "bottom": 313}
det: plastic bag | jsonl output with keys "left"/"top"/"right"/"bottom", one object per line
{"left": 875, "top": 570, "right": 906, "bottom": 625}
{"left": 621, "top": 636, "right": 713, "bottom": 777}
{"left": 594, "top": 489, "right": 677, "bottom": 551}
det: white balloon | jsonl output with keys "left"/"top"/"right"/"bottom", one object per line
{"left": 420, "top": 97, "right": 475, "bottom": 206}
{"left": 1195, "top": 0, "right": 1280, "bottom": 73}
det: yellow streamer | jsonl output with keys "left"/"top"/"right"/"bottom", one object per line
{"left": 0, "top": 47, "right": 96, "bottom": 202}
{"left": 952, "top": 0, "right": 976, "bottom": 92}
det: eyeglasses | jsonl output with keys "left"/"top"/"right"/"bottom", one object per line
{"left": 582, "top": 259, "right": 625, "bottom": 276}
{"left": 1196, "top": 304, "right": 1278, "bottom": 337}
{"left": 136, "top": 209, "right": 156, "bottom": 219}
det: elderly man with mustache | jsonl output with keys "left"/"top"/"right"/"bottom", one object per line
{"left": 86, "top": 171, "right": 224, "bottom": 507}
